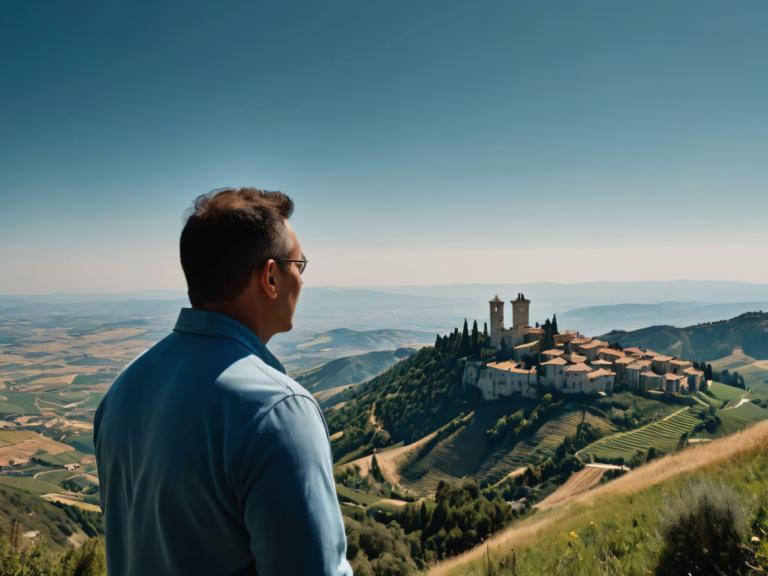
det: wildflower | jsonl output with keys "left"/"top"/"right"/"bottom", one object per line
{"left": 569, "top": 531, "right": 579, "bottom": 540}
{"left": 751, "top": 536, "right": 761, "bottom": 543}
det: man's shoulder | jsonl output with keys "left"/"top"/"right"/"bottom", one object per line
{"left": 216, "top": 350, "right": 318, "bottom": 418}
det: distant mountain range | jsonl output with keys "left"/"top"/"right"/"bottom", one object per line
{"left": 600, "top": 311, "right": 768, "bottom": 362}
{"left": 5, "top": 281, "right": 768, "bottom": 337}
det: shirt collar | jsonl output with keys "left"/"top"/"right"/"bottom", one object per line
{"left": 173, "top": 307, "right": 286, "bottom": 374}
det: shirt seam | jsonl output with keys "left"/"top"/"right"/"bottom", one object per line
{"left": 229, "top": 392, "right": 323, "bottom": 506}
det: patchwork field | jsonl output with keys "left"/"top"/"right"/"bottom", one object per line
{"left": 0, "top": 430, "right": 79, "bottom": 466}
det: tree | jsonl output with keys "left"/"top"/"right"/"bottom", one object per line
{"left": 551, "top": 313, "right": 559, "bottom": 334}
{"left": 460, "top": 319, "right": 470, "bottom": 354}
{"left": 471, "top": 320, "right": 479, "bottom": 353}
{"left": 370, "top": 454, "right": 385, "bottom": 483}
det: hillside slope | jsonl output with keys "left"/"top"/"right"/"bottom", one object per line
{"left": 600, "top": 311, "right": 768, "bottom": 360}
{"left": 431, "top": 418, "right": 768, "bottom": 575}
{"left": 296, "top": 348, "right": 415, "bottom": 392}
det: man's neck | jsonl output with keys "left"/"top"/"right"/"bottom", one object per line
{"left": 195, "top": 302, "right": 274, "bottom": 344}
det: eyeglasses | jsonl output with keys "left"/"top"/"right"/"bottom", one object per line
{"left": 275, "top": 255, "right": 309, "bottom": 275}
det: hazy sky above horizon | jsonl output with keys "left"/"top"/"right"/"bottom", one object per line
{"left": 2, "top": 0, "right": 767, "bottom": 293}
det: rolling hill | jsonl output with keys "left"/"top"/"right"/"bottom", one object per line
{"left": 601, "top": 311, "right": 768, "bottom": 361}
{"left": 296, "top": 348, "right": 416, "bottom": 392}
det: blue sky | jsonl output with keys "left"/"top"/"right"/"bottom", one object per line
{"left": 1, "top": 0, "right": 767, "bottom": 292}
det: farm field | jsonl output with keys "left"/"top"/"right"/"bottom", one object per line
{"left": 708, "top": 380, "right": 748, "bottom": 402}
{"left": 579, "top": 407, "right": 700, "bottom": 461}
{"left": 718, "top": 401, "right": 768, "bottom": 435}
{"left": 710, "top": 348, "right": 768, "bottom": 396}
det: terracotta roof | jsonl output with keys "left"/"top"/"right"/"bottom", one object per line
{"left": 542, "top": 349, "right": 564, "bottom": 357}
{"left": 664, "top": 373, "right": 686, "bottom": 381}
{"left": 566, "top": 353, "right": 588, "bottom": 364}
{"left": 514, "top": 340, "right": 540, "bottom": 350}
{"left": 615, "top": 357, "right": 637, "bottom": 365}
{"left": 566, "top": 363, "right": 593, "bottom": 373}
{"left": 670, "top": 359, "right": 692, "bottom": 366}
{"left": 684, "top": 367, "right": 704, "bottom": 375}
{"left": 653, "top": 355, "right": 673, "bottom": 362}
{"left": 598, "top": 348, "right": 625, "bottom": 357}
{"left": 490, "top": 294, "right": 503, "bottom": 303}
{"left": 592, "top": 359, "right": 613, "bottom": 366}
{"left": 541, "top": 357, "right": 568, "bottom": 366}
{"left": 624, "top": 347, "right": 643, "bottom": 355}
{"left": 627, "top": 360, "right": 652, "bottom": 370}
{"left": 641, "top": 371, "right": 662, "bottom": 379}
{"left": 507, "top": 367, "right": 534, "bottom": 375}
{"left": 588, "top": 368, "right": 615, "bottom": 380}
{"left": 571, "top": 338, "right": 591, "bottom": 345}
{"left": 487, "top": 361, "right": 518, "bottom": 371}
{"left": 579, "top": 341, "right": 606, "bottom": 350}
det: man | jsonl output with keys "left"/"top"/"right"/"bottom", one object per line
{"left": 94, "top": 188, "right": 353, "bottom": 575}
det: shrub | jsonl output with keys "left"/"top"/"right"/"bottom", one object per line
{"left": 655, "top": 479, "right": 750, "bottom": 575}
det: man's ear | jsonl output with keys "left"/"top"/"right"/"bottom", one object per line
{"left": 259, "top": 259, "right": 279, "bottom": 300}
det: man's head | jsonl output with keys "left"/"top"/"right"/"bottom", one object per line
{"left": 180, "top": 188, "right": 305, "bottom": 342}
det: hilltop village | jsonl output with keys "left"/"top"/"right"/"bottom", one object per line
{"left": 463, "top": 294, "right": 705, "bottom": 400}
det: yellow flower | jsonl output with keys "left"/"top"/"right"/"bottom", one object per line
{"left": 569, "top": 531, "right": 579, "bottom": 540}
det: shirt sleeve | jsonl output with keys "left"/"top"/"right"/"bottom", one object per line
{"left": 235, "top": 394, "right": 353, "bottom": 576}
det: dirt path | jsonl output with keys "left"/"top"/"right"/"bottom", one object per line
{"left": 727, "top": 397, "right": 752, "bottom": 410}
{"left": 342, "top": 429, "right": 440, "bottom": 485}
{"left": 429, "top": 419, "right": 768, "bottom": 576}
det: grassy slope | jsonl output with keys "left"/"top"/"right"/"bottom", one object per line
{"left": 0, "top": 484, "right": 94, "bottom": 551}
{"left": 435, "top": 419, "right": 768, "bottom": 576}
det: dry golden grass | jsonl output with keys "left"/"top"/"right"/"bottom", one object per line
{"left": 430, "top": 419, "right": 768, "bottom": 576}
{"left": 40, "top": 494, "right": 101, "bottom": 513}
{"left": 343, "top": 429, "right": 441, "bottom": 485}
{"left": 535, "top": 466, "right": 606, "bottom": 510}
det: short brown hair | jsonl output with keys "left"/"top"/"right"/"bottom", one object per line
{"left": 180, "top": 188, "right": 294, "bottom": 307}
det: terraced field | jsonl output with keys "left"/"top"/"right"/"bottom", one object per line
{"left": 475, "top": 406, "right": 615, "bottom": 485}
{"left": 579, "top": 407, "right": 700, "bottom": 461}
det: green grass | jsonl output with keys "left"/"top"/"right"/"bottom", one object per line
{"left": 335, "top": 484, "right": 382, "bottom": 507}
{"left": 63, "top": 432, "right": 95, "bottom": 454}
{"left": 34, "top": 450, "right": 85, "bottom": 466}
{"left": 0, "top": 430, "right": 38, "bottom": 444}
{"left": 451, "top": 437, "right": 768, "bottom": 576}
{"left": 708, "top": 381, "right": 747, "bottom": 402}
{"left": 0, "top": 391, "right": 39, "bottom": 415}
{"left": 580, "top": 408, "right": 700, "bottom": 462}
{"left": 718, "top": 402, "right": 768, "bottom": 435}
{"left": 71, "top": 372, "right": 115, "bottom": 386}
{"left": 0, "top": 476, "right": 65, "bottom": 495}
{"left": 35, "top": 469, "right": 80, "bottom": 485}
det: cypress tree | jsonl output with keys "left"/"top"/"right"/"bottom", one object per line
{"left": 552, "top": 313, "right": 559, "bottom": 334}
{"left": 471, "top": 320, "right": 479, "bottom": 351}
{"left": 460, "top": 319, "right": 470, "bottom": 353}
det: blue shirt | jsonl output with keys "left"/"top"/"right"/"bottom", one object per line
{"left": 94, "top": 308, "right": 353, "bottom": 576}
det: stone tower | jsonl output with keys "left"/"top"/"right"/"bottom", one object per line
{"left": 489, "top": 294, "right": 504, "bottom": 347}
{"left": 512, "top": 293, "right": 530, "bottom": 328}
